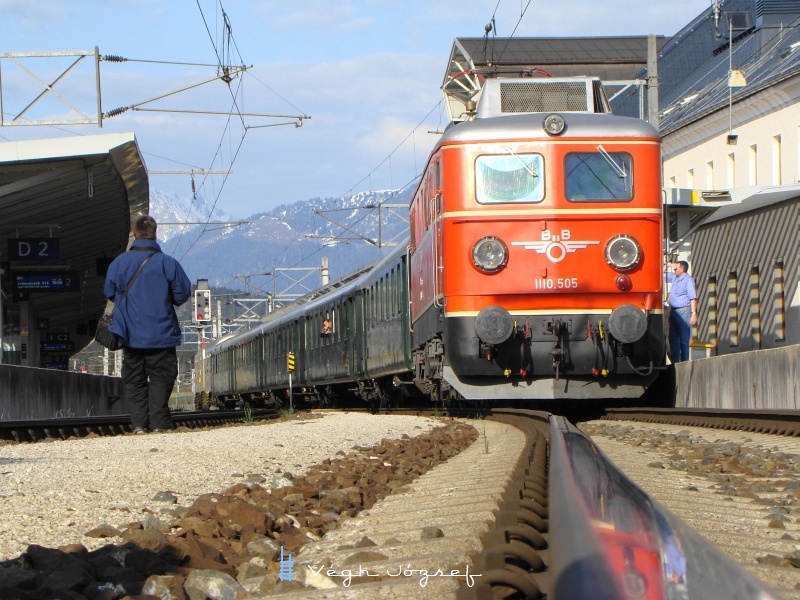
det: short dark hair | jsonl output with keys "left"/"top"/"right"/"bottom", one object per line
{"left": 677, "top": 260, "right": 689, "bottom": 272}
{"left": 133, "top": 215, "right": 157, "bottom": 240}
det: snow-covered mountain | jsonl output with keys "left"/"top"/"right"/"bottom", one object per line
{"left": 149, "top": 190, "right": 237, "bottom": 243}
{"left": 152, "top": 188, "right": 411, "bottom": 293}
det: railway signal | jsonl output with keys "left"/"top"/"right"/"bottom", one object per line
{"left": 193, "top": 289, "right": 211, "bottom": 324}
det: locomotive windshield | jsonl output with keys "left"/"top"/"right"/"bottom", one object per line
{"left": 565, "top": 151, "right": 633, "bottom": 202}
{"left": 475, "top": 153, "right": 544, "bottom": 203}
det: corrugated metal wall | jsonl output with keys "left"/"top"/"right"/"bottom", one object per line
{"left": 692, "top": 198, "right": 799, "bottom": 355}
{"left": 0, "top": 365, "right": 124, "bottom": 420}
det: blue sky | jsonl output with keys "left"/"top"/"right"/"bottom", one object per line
{"left": 0, "top": 0, "right": 710, "bottom": 218}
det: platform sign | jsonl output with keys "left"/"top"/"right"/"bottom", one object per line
{"left": 43, "top": 362, "right": 68, "bottom": 370}
{"left": 8, "top": 238, "right": 60, "bottom": 261}
{"left": 14, "top": 271, "right": 79, "bottom": 292}
{"left": 46, "top": 332, "right": 71, "bottom": 342}
{"left": 41, "top": 341, "right": 75, "bottom": 352}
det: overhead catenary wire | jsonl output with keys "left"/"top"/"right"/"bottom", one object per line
{"left": 169, "top": 0, "right": 314, "bottom": 263}
{"left": 180, "top": 2, "right": 537, "bottom": 288}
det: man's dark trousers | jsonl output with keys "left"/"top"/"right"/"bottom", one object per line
{"left": 122, "top": 347, "right": 177, "bottom": 431}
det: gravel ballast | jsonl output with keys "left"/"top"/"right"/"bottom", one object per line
{"left": 0, "top": 412, "right": 440, "bottom": 561}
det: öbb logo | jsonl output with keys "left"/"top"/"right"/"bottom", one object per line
{"left": 512, "top": 229, "right": 599, "bottom": 263}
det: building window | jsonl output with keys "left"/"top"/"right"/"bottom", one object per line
{"left": 706, "top": 161, "right": 714, "bottom": 189}
{"left": 748, "top": 145, "right": 758, "bottom": 185}
{"left": 774, "top": 261, "right": 786, "bottom": 341}
{"left": 772, "top": 135, "right": 782, "bottom": 185}
{"left": 707, "top": 276, "right": 718, "bottom": 348}
{"left": 797, "top": 126, "right": 800, "bottom": 181}
{"left": 687, "top": 168, "right": 694, "bottom": 189}
{"left": 668, "top": 175, "right": 676, "bottom": 188}
{"left": 727, "top": 271, "right": 739, "bottom": 347}
{"left": 748, "top": 266, "right": 761, "bottom": 350}
{"left": 727, "top": 153, "right": 735, "bottom": 188}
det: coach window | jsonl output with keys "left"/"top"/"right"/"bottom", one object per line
{"left": 322, "top": 313, "right": 332, "bottom": 339}
{"left": 391, "top": 268, "right": 397, "bottom": 316}
{"left": 380, "top": 277, "right": 386, "bottom": 321}
{"left": 475, "top": 153, "right": 544, "bottom": 203}
{"left": 565, "top": 150, "right": 633, "bottom": 202}
{"left": 367, "top": 285, "right": 373, "bottom": 328}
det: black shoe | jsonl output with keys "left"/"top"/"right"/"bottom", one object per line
{"left": 133, "top": 427, "right": 147, "bottom": 435}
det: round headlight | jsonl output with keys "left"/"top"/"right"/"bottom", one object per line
{"left": 605, "top": 235, "right": 641, "bottom": 271}
{"left": 472, "top": 236, "right": 508, "bottom": 273}
{"left": 543, "top": 114, "right": 566, "bottom": 136}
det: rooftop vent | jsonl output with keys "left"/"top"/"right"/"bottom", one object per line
{"left": 756, "top": 0, "right": 800, "bottom": 52}
{"left": 726, "top": 11, "right": 751, "bottom": 30}
{"left": 757, "top": 0, "right": 800, "bottom": 19}
{"left": 475, "top": 77, "right": 611, "bottom": 119}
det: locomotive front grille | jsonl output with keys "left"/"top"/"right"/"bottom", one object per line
{"left": 500, "top": 81, "right": 590, "bottom": 113}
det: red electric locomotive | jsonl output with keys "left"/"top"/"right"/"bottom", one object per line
{"left": 409, "top": 76, "right": 665, "bottom": 401}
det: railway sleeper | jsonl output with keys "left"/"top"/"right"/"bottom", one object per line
{"left": 459, "top": 415, "right": 550, "bottom": 599}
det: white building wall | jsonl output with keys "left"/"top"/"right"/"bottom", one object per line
{"left": 662, "top": 75, "right": 800, "bottom": 191}
{"left": 663, "top": 97, "right": 800, "bottom": 192}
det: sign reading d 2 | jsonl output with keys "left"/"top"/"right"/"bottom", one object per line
{"left": 8, "top": 238, "right": 60, "bottom": 261}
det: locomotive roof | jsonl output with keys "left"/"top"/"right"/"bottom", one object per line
{"left": 438, "top": 111, "right": 659, "bottom": 145}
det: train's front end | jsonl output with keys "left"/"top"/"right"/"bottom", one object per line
{"left": 410, "top": 77, "right": 665, "bottom": 401}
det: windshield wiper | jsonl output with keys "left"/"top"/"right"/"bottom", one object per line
{"left": 596, "top": 145, "right": 628, "bottom": 179}
{"left": 505, "top": 147, "right": 539, "bottom": 180}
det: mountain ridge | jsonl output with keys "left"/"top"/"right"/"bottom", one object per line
{"left": 150, "top": 188, "right": 411, "bottom": 295}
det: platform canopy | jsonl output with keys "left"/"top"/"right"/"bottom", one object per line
{"left": 0, "top": 132, "right": 148, "bottom": 360}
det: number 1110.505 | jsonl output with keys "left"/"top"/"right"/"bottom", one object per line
{"left": 534, "top": 277, "right": 579, "bottom": 290}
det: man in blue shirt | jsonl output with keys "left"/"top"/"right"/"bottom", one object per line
{"left": 104, "top": 216, "right": 191, "bottom": 433}
{"left": 665, "top": 261, "right": 698, "bottom": 363}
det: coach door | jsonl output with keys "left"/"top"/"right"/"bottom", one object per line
{"left": 351, "top": 293, "right": 364, "bottom": 378}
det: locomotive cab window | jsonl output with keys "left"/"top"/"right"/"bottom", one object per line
{"left": 565, "top": 150, "right": 633, "bottom": 202}
{"left": 475, "top": 153, "right": 544, "bottom": 204}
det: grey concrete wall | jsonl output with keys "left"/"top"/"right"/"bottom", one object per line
{"left": 675, "top": 345, "right": 800, "bottom": 409}
{"left": 0, "top": 365, "right": 125, "bottom": 420}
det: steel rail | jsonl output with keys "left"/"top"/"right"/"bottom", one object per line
{"left": 458, "top": 408, "right": 779, "bottom": 599}
{"left": 0, "top": 409, "right": 280, "bottom": 443}
{"left": 603, "top": 406, "right": 800, "bottom": 436}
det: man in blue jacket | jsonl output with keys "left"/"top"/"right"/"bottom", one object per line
{"left": 104, "top": 215, "right": 191, "bottom": 433}
{"left": 665, "top": 260, "right": 698, "bottom": 363}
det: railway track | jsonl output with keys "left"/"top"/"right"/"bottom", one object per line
{"left": 601, "top": 406, "right": 800, "bottom": 436}
{"left": 0, "top": 408, "right": 280, "bottom": 443}
{"left": 0, "top": 406, "right": 793, "bottom": 598}
{"left": 452, "top": 409, "right": 778, "bottom": 600}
